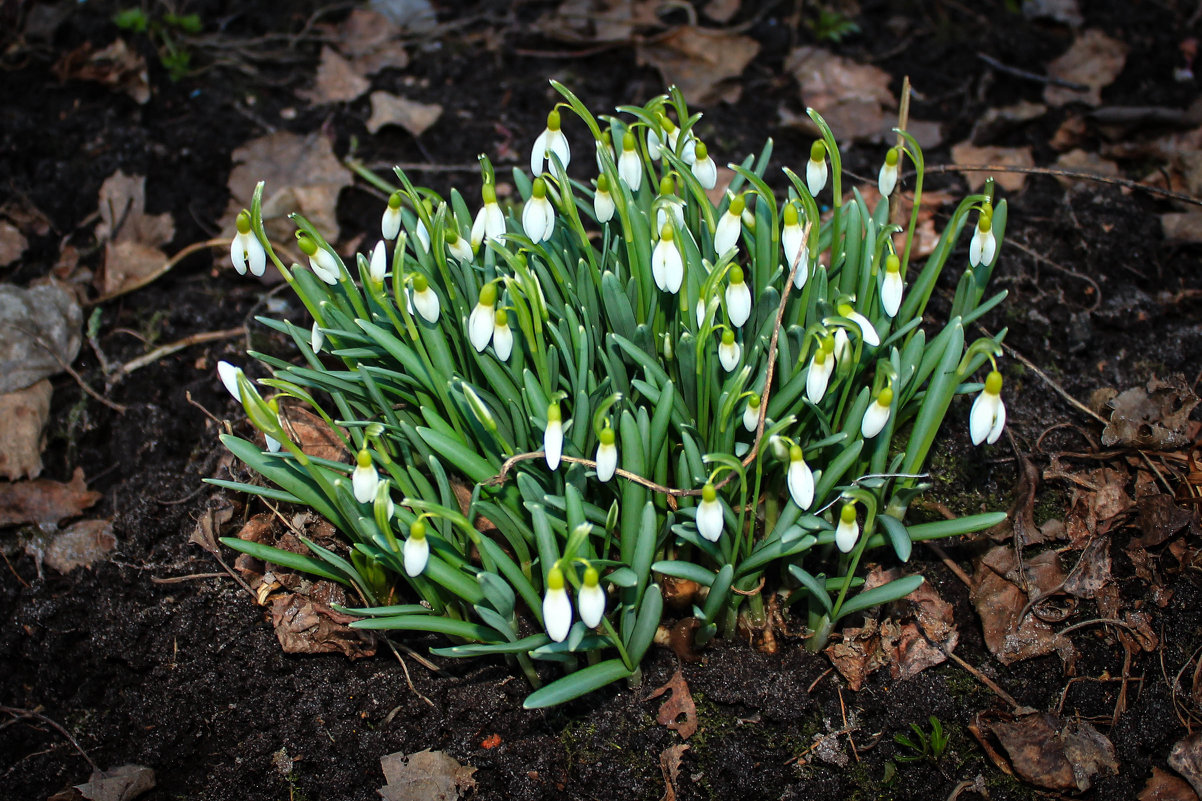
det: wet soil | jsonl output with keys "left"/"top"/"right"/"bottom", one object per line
{"left": 2, "top": 1, "right": 1201, "bottom": 799}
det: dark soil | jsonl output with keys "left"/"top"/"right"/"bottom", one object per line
{"left": 2, "top": 1, "right": 1201, "bottom": 799}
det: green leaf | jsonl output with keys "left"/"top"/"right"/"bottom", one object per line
{"left": 650, "top": 560, "right": 716, "bottom": 586}
{"left": 416, "top": 427, "right": 497, "bottom": 484}
{"left": 906, "top": 511, "right": 1007, "bottom": 541}
{"left": 787, "top": 565, "right": 832, "bottom": 613}
{"left": 522, "top": 658, "right": 633, "bottom": 708}
{"left": 877, "top": 514, "right": 912, "bottom": 562}
{"left": 350, "top": 615, "right": 497, "bottom": 641}
{"left": 218, "top": 537, "right": 345, "bottom": 584}
{"left": 625, "top": 583, "right": 663, "bottom": 664}
{"left": 835, "top": 575, "right": 924, "bottom": 621}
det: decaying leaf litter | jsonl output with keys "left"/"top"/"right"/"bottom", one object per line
{"left": 1, "top": 1, "right": 1201, "bottom": 799}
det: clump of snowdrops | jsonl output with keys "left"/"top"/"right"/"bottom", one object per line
{"left": 217, "top": 83, "right": 1009, "bottom": 707}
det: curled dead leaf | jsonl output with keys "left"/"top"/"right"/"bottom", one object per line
{"left": 367, "top": 92, "right": 444, "bottom": 137}
{"left": 0, "top": 466, "right": 101, "bottom": 526}
{"left": 980, "top": 711, "right": 1118, "bottom": 792}
{"left": 379, "top": 749, "right": 477, "bottom": 801}
{"left": 0, "top": 378, "right": 52, "bottom": 480}
{"left": 636, "top": 26, "right": 759, "bottom": 106}
{"left": 647, "top": 668, "right": 698, "bottom": 740}
{"left": 784, "top": 47, "right": 895, "bottom": 143}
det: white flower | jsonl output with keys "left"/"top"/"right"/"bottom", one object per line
{"left": 878, "top": 147, "right": 900, "bottom": 198}
{"left": 217, "top": 360, "right": 244, "bottom": 402}
{"left": 781, "top": 203, "right": 809, "bottom": 287}
{"left": 265, "top": 435, "right": 282, "bottom": 453}
{"left": 231, "top": 211, "right": 266, "bottom": 277}
{"left": 411, "top": 274, "right": 440, "bottom": 324}
{"left": 833, "top": 328, "right": 850, "bottom": 364}
{"left": 310, "top": 322, "right": 323, "bottom": 354}
{"left": 593, "top": 175, "right": 615, "bottom": 223}
{"left": 382, "top": 192, "right": 403, "bottom": 240}
{"left": 806, "top": 140, "right": 828, "bottom": 196}
{"left": 714, "top": 195, "right": 744, "bottom": 256}
{"left": 861, "top": 387, "right": 893, "bottom": 439}
{"left": 522, "top": 178, "right": 556, "bottom": 243}
{"left": 446, "top": 227, "right": 472, "bottom": 262}
{"left": 691, "top": 142, "right": 717, "bottom": 189}
{"left": 652, "top": 224, "right": 683, "bottom": 294}
{"left": 415, "top": 215, "right": 430, "bottom": 253}
{"left": 403, "top": 520, "right": 429, "bottom": 577}
{"left": 742, "top": 393, "right": 760, "bottom": 432}
{"left": 787, "top": 445, "right": 814, "bottom": 510}
{"left": 618, "top": 132, "right": 643, "bottom": 191}
{"left": 578, "top": 566, "right": 606, "bottom": 628}
{"left": 544, "top": 402, "right": 563, "bottom": 470}
{"left": 695, "top": 483, "right": 724, "bottom": 542}
{"left": 725, "top": 266, "right": 752, "bottom": 328}
{"left": 352, "top": 449, "right": 380, "bottom": 504}
{"left": 471, "top": 185, "right": 506, "bottom": 248}
{"left": 298, "top": 234, "right": 340, "bottom": 284}
{"left": 969, "top": 207, "right": 997, "bottom": 268}
{"left": 492, "top": 309, "right": 513, "bottom": 361}
{"left": 369, "top": 239, "right": 387, "bottom": 284}
{"left": 838, "top": 303, "right": 880, "bottom": 347}
{"left": 718, "top": 330, "right": 741, "bottom": 372}
{"left": 531, "top": 109, "right": 570, "bottom": 176}
{"left": 595, "top": 427, "right": 617, "bottom": 482}
{"left": 468, "top": 283, "right": 497, "bottom": 352}
{"left": 655, "top": 198, "right": 685, "bottom": 232}
{"left": 835, "top": 503, "right": 859, "bottom": 553}
{"left": 806, "top": 342, "right": 834, "bottom": 404}
{"left": 543, "top": 566, "right": 572, "bottom": 642}
{"left": 695, "top": 298, "right": 707, "bottom": 329}
{"left": 970, "top": 370, "right": 1006, "bottom": 445}
{"left": 881, "top": 254, "right": 903, "bottom": 318}
{"left": 595, "top": 132, "right": 614, "bottom": 172}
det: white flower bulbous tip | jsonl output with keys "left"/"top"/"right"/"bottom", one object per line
{"left": 692, "top": 156, "right": 717, "bottom": 190}
{"left": 878, "top": 152, "right": 899, "bottom": 198}
{"left": 309, "top": 248, "right": 340, "bottom": 285}
{"left": 544, "top": 406, "right": 563, "bottom": 471}
{"left": 310, "top": 322, "right": 324, "bottom": 354}
{"left": 742, "top": 398, "right": 759, "bottom": 432}
{"left": 861, "top": 388, "right": 893, "bottom": 439}
{"left": 881, "top": 269, "right": 903, "bottom": 318}
{"left": 531, "top": 121, "right": 570, "bottom": 176}
{"left": 595, "top": 430, "right": 617, "bottom": 482}
{"left": 412, "top": 285, "right": 440, "bottom": 325}
{"left": 493, "top": 313, "right": 514, "bottom": 362}
{"left": 714, "top": 207, "right": 741, "bottom": 256}
{"left": 352, "top": 451, "right": 380, "bottom": 504}
{"left": 369, "top": 240, "right": 387, "bottom": 284}
{"left": 618, "top": 147, "right": 642, "bottom": 191}
{"left": 382, "top": 205, "right": 402, "bottom": 240}
{"left": 970, "top": 372, "right": 1006, "bottom": 445}
{"left": 651, "top": 228, "right": 682, "bottom": 294}
{"left": 543, "top": 567, "right": 572, "bottom": 642}
{"left": 787, "top": 447, "right": 815, "bottom": 510}
{"left": 696, "top": 485, "right": 724, "bottom": 542}
{"left": 471, "top": 200, "right": 506, "bottom": 248}
{"left": 806, "top": 156, "right": 828, "bottom": 196}
{"left": 231, "top": 230, "right": 266, "bottom": 277}
{"left": 522, "top": 192, "right": 555, "bottom": 243}
{"left": 578, "top": 568, "right": 606, "bottom": 628}
{"left": 594, "top": 189, "right": 615, "bottom": 224}
{"left": 969, "top": 218, "right": 997, "bottom": 268}
{"left": 725, "top": 270, "right": 752, "bottom": 328}
{"left": 415, "top": 218, "right": 430, "bottom": 253}
{"left": 403, "top": 533, "right": 429, "bottom": 577}
{"left": 468, "top": 292, "right": 495, "bottom": 352}
{"left": 835, "top": 505, "right": 859, "bottom": 553}
{"left": 718, "top": 334, "right": 741, "bottom": 372}
{"left": 806, "top": 351, "right": 832, "bottom": 404}
{"left": 839, "top": 305, "right": 880, "bottom": 347}
{"left": 217, "top": 360, "right": 243, "bottom": 402}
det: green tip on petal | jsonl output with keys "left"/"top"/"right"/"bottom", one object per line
{"left": 694, "top": 141, "right": 708, "bottom": 160}
{"left": 413, "top": 273, "right": 429, "bottom": 291}
{"left": 885, "top": 254, "right": 900, "bottom": 274}
{"left": 748, "top": 392, "right": 760, "bottom": 408}
{"left": 236, "top": 210, "right": 253, "bottom": 234}
{"left": 446, "top": 227, "right": 460, "bottom": 244}
{"left": 789, "top": 444, "right": 804, "bottom": 462}
{"left": 659, "top": 175, "right": 674, "bottom": 195}
{"left": 583, "top": 566, "right": 600, "bottom": 587}
{"left": 622, "top": 131, "right": 636, "bottom": 150}
{"left": 730, "top": 266, "right": 745, "bottom": 284}
{"left": 531, "top": 178, "right": 547, "bottom": 199}
{"left": 479, "top": 282, "right": 498, "bottom": 305}
{"left": 837, "top": 303, "right": 853, "bottom": 317}
{"left": 494, "top": 308, "right": 508, "bottom": 326}
{"left": 357, "top": 449, "right": 372, "bottom": 468}
{"left": 547, "top": 109, "right": 561, "bottom": 130}
{"left": 840, "top": 504, "right": 857, "bottom": 523}
{"left": 410, "top": 519, "right": 427, "bottom": 540}
{"left": 547, "top": 566, "right": 565, "bottom": 590}
{"left": 878, "top": 387, "right": 894, "bottom": 406}
{"left": 596, "top": 174, "right": 610, "bottom": 192}
{"left": 660, "top": 223, "right": 674, "bottom": 241}
{"left": 783, "top": 203, "right": 799, "bottom": 225}
{"left": 721, "top": 329, "right": 735, "bottom": 345}
{"left": 702, "top": 483, "right": 717, "bottom": 502}
{"left": 810, "top": 140, "right": 826, "bottom": 161}
{"left": 599, "top": 427, "right": 615, "bottom": 445}
{"left": 729, "top": 195, "right": 746, "bottom": 215}
{"left": 482, "top": 184, "right": 497, "bottom": 204}
{"left": 296, "top": 232, "right": 317, "bottom": 255}
{"left": 885, "top": 147, "right": 900, "bottom": 166}
{"left": 547, "top": 402, "right": 561, "bottom": 422}
{"left": 978, "top": 213, "right": 992, "bottom": 233}
{"left": 985, "top": 370, "right": 1003, "bottom": 394}
{"left": 388, "top": 191, "right": 404, "bottom": 210}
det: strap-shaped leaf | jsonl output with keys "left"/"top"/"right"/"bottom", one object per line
{"left": 522, "top": 658, "right": 633, "bottom": 709}
{"left": 834, "top": 575, "right": 924, "bottom": 622}
{"left": 877, "top": 514, "right": 912, "bottom": 562}
{"left": 787, "top": 565, "right": 832, "bottom": 613}
{"left": 350, "top": 614, "right": 496, "bottom": 641}
{"left": 218, "top": 537, "right": 345, "bottom": 584}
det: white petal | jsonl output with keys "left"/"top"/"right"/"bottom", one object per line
{"left": 692, "top": 157, "right": 717, "bottom": 190}
{"left": 835, "top": 518, "right": 859, "bottom": 552}
{"left": 310, "top": 249, "right": 340, "bottom": 284}
{"left": 695, "top": 299, "right": 706, "bottom": 329}
{"left": 806, "top": 159, "right": 828, "bottom": 195}
{"left": 522, "top": 197, "right": 555, "bottom": 242}
{"left": 230, "top": 236, "right": 248, "bottom": 275}
{"left": 861, "top": 400, "right": 891, "bottom": 438}
{"left": 988, "top": 398, "right": 1007, "bottom": 444}
{"left": 878, "top": 162, "right": 897, "bottom": 198}
{"left": 416, "top": 219, "right": 430, "bottom": 253}
{"left": 849, "top": 311, "right": 880, "bottom": 347}
{"left": 664, "top": 245, "right": 682, "bottom": 294}
{"left": 696, "top": 499, "right": 723, "bottom": 542}
{"left": 485, "top": 203, "right": 506, "bottom": 239}
{"left": 787, "top": 460, "right": 815, "bottom": 510}
{"left": 594, "top": 191, "right": 614, "bottom": 223}
{"left": 217, "top": 361, "right": 243, "bottom": 401}
{"left": 647, "top": 129, "right": 662, "bottom": 160}
{"left": 265, "top": 435, "right": 282, "bottom": 452}
{"left": 742, "top": 402, "right": 759, "bottom": 432}
{"left": 833, "top": 329, "right": 849, "bottom": 363}
{"left": 719, "top": 340, "right": 741, "bottom": 372}
{"left": 726, "top": 282, "right": 751, "bottom": 328}
{"left": 448, "top": 236, "right": 472, "bottom": 262}
{"left": 543, "top": 587, "right": 572, "bottom": 642}
{"left": 714, "top": 211, "right": 740, "bottom": 256}
{"left": 578, "top": 584, "right": 606, "bottom": 628}
{"left": 403, "top": 536, "right": 429, "bottom": 577}
{"left": 971, "top": 391, "right": 1003, "bottom": 445}
{"left": 413, "top": 288, "right": 440, "bottom": 324}
{"left": 530, "top": 129, "right": 549, "bottom": 175}
{"left": 619, "top": 149, "right": 643, "bottom": 191}
{"left": 595, "top": 442, "right": 617, "bottom": 482}
{"left": 471, "top": 206, "right": 487, "bottom": 248}
{"left": 544, "top": 421, "right": 563, "bottom": 470}
{"left": 881, "top": 271, "right": 903, "bottom": 318}
{"left": 382, "top": 206, "right": 401, "bottom": 240}
{"left": 353, "top": 464, "right": 379, "bottom": 503}
{"left": 370, "top": 240, "right": 387, "bottom": 283}
{"left": 806, "top": 357, "right": 831, "bottom": 404}
{"left": 493, "top": 324, "right": 513, "bottom": 361}
{"left": 310, "top": 322, "right": 324, "bottom": 354}
{"left": 981, "top": 230, "right": 997, "bottom": 266}
{"left": 548, "top": 130, "right": 571, "bottom": 170}
{"left": 468, "top": 303, "right": 494, "bottom": 351}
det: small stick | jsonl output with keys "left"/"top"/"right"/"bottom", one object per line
{"left": 16, "top": 326, "right": 127, "bottom": 414}
{"left": 837, "top": 685, "right": 859, "bottom": 762}
{"left": 0, "top": 706, "right": 100, "bottom": 773}
{"left": 977, "top": 52, "right": 1089, "bottom": 91}
{"left": 382, "top": 638, "right": 436, "bottom": 708}
{"left": 943, "top": 650, "right": 1021, "bottom": 709}
{"left": 917, "top": 163, "right": 1202, "bottom": 208}
{"left": 116, "top": 326, "right": 246, "bottom": 379}
{"left": 88, "top": 238, "right": 226, "bottom": 306}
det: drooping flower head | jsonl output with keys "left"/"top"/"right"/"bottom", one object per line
{"left": 382, "top": 191, "right": 404, "bottom": 240}
{"left": 410, "top": 274, "right": 440, "bottom": 324}
{"left": 231, "top": 210, "right": 266, "bottom": 277}
{"left": 781, "top": 203, "right": 809, "bottom": 287}
{"left": 404, "top": 519, "right": 430, "bottom": 577}
{"left": 531, "top": 109, "right": 570, "bottom": 176}
{"left": 352, "top": 448, "right": 380, "bottom": 504}
{"left": 696, "top": 483, "right": 723, "bottom": 542}
{"left": 969, "top": 204, "right": 997, "bottom": 268}
{"left": 835, "top": 502, "right": 859, "bottom": 553}
{"left": 878, "top": 146, "right": 900, "bottom": 199}
{"left": 881, "top": 253, "right": 903, "bottom": 318}
{"left": 593, "top": 174, "right": 615, "bottom": 223}
{"left": 806, "top": 140, "right": 828, "bottom": 196}
{"left": 471, "top": 183, "right": 505, "bottom": 248}
{"left": 836, "top": 302, "right": 880, "bottom": 347}
{"left": 522, "top": 177, "right": 556, "bottom": 243}
{"left": 714, "top": 194, "right": 745, "bottom": 256}
{"left": 369, "top": 239, "right": 387, "bottom": 285}
{"left": 970, "top": 370, "right": 1006, "bottom": 445}
{"left": 445, "top": 227, "right": 472, "bottom": 262}
{"left": 861, "top": 386, "right": 893, "bottom": 439}
{"left": 296, "top": 232, "right": 339, "bottom": 285}
{"left": 618, "top": 131, "right": 643, "bottom": 191}
{"left": 492, "top": 309, "right": 513, "bottom": 361}
{"left": 544, "top": 401, "right": 563, "bottom": 470}
{"left": 742, "top": 392, "right": 761, "bottom": 432}
{"left": 468, "top": 282, "right": 498, "bottom": 352}
{"left": 725, "top": 266, "right": 752, "bottom": 328}
{"left": 543, "top": 565, "right": 572, "bottom": 642}
{"left": 595, "top": 426, "right": 617, "bottom": 482}
{"left": 691, "top": 141, "right": 717, "bottom": 189}
{"left": 787, "top": 445, "right": 815, "bottom": 510}
{"left": 718, "top": 329, "right": 741, "bottom": 372}
{"left": 578, "top": 565, "right": 606, "bottom": 628}
{"left": 652, "top": 223, "right": 683, "bottom": 294}
{"left": 806, "top": 336, "right": 835, "bottom": 404}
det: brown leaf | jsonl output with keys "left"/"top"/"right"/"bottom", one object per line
{"left": 537, "top": 0, "right": 663, "bottom": 43}
{"left": 331, "top": 10, "right": 410, "bottom": 75}
{"left": 1171, "top": 731, "right": 1202, "bottom": 798}
{"left": 223, "top": 131, "right": 352, "bottom": 247}
{"left": 825, "top": 617, "right": 899, "bottom": 690}
{"left": 950, "top": 142, "right": 1035, "bottom": 193}
{"left": 0, "top": 281, "right": 83, "bottom": 394}
{"left": 1102, "top": 376, "right": 1200, "bottom": 450}
{"left": 277, "top": 399, "right": 350, "bottom": 463}
{"left": 189, "top": 495, "right": 234, "bottom": 557}
{"left": 1045, "top": 29, "right": 1129, "bottom": 107}
{"left": 298, "top": 47, "right": 371, "bottom": 106}
{"left": 637, "top": 26, "right": 759, "bottom": 106}
{"left": 95, "top": 171, "right": 176, "bottom": 296}
{"left": 891, "top": 578, "right": 958, "bottom": 680}
{"left": 987, "top": 712, "right": 1117, "bottom": 792}
{"left": 0, "top": 220, "right": 27, "bottom": 267}
{"left": 784, "top": 47, "right": 895, "bottom": 142}
{"left": 0, "top": 467, "right": 101, "bottom": 526}
{"left": 366, "top": 92, "right": 444, "bottom": 137}
{"left": 1136, "top": 493, "right": 1196, "bottom": 547}
{"left": 646, "top": 668, "right": 698, "bottom": 740}
{"left": 1062, "top": 536, "right": 1112, "bottom": 600}
{"left": 269, "top": 587, "right": 377, "bottom": 659}
{"left": 972, "top": 546, "right": 1075, "bottom": 665}
{"left": 971, "top": 100, "right": 1048, "bottom": 145}
{"left": 52, "top": 39, "right": 150, "bottom": 104}
{"left": 658, "top": 744, "right": 690, "bottom": 801}
{"left": 1162, "top": 211, "right": 1202, "bottom": 244}
{"left": 74, "top": 764, "right": 156, "bottom": 801}
{"left": 0, "top": 378, "right": 51, "bottom": 480}
{"left": 43, "top": 518, "right": 116, "bottom": 574}
{"left": 1140, "top": 767, "right": 1199, "bottom": 801}
{"left": 379, "top": 749, "right": 477, "bottom": 801}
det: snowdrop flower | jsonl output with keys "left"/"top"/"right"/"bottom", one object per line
{"left": 577, "top": 566, "right": 606, "bottom": 628}
{"left": 468, "top": 283, "right": 497, "bottom": 352}
{"left": 970, "top": 370, "right": 1006, "bottom": 445}
{"left": 695, "top": 483, "right": 724, "bottom": 542}
{"left": 861, "top": 386, "right": 893, "bottom": 439}
{"left": 595, "top": 427, "right": 617, "bottom": 482}
{"left": 542, "top": 566, "right": 572, "bottom": 642}
{"left": 403, "top": 519, "right": 429, "bottom": 577}
{"left": 352, "top": 449, "right": 380, "bottom": 504}
{"left": 618, "top": 132, "right": 643, "bottom": 191}
{"left": 297, "top": 233, "right": 340, "bottom": 285}
{"left": 878, "top": 146, "right": 900, "bottom": 199}
{"left": 655, "top": 176, "right": 685, "bottom": 231}
{"left": 310, "top": 322, "right": 324, "bottom": 354}
{"left": 231, "top": 210, "right": 266, "bottom": 277}
{"left": 414, "top": 203, "right": 431, "bottom": 253}
{"left": 445, "top": 227, "right": 472, "bottom": 262}
{"left": 837, "top": 303, "right": 880, "bottom": 347}
{"left": 652, "top": 224, "right": 683, "bottom": 294}
{"left": 492, "top": 309, "right": 513, "bottom": 361}
{"left": 833, "top": 327, "right": 850, "bottom": 364}
{"left": 471, "top": 184, "right": 505, "bottom": 248}
{"left": 217, "top": 360, "right": 244, "bottom": 402}
{"left": 881, "top": 253, "right": 903, "bottom": 318}
{"left": 522, "top": 178, "right": 556, "bottom": 243}
{"left": 787, "top": 445, "right": 814, "bottom": 510}
{"left": 714, "top": 195, "right": 744, "bottom": 256}
{"left": 969, "top": 206, "right": 997, "bottom": 268}
{"left": 410, "top": 274, "right": 440, "bottom": 324}
{"left": 691, "top": 141, "right": 717, "bottom": 189}
{"left": 781, "top": 203, "right": 809, "bottom": 287}
{"left": 835, "top": 503, "right": 859, "bottom": 553}
{"left": 594, "top": 131, "right": 613, "bottom": 172}
{"left": 382, "top": 192, "right": 403, "bottom": 240}
{"left": 806, "top": 337, "right": 835, "bottom": 404}
{"left": 647, "top": 115, "right": 680, "bottom": 160}
{"left": 742, "top": 393, "right": 761, "bottom": 432}
{"left": 695, "top": 298, "right": 708, "bottom": 329}
{"left": 806, "top": 140, "right": 828, "bottom": 196}
{"left": 718, "top": 329, "right": 741, "bottom": 372}
{"left": 531, "top": 109, "right": 570, "bottom": 176}
{"left": 369, "top": 239, "right": 387, "bottom": 285}
{"left": 725, "top": 266, "right": 752, "bottom": 328}
{"left": 544, "top": 401, "right": 563, "bottom": 470}
{"left": 593, "top": 174, "right": 615, "bottom": 223}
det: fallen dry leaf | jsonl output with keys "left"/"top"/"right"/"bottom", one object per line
{"left": 1140, "top": 766, "right": 1199, "bottom": 801}
{"left": 784, "top": 47, "right": 896, "bottom": 142}
{"left": 537, "top": 0, "right": 663, "bottom": 43}
{"left": 891, "top": 577, "right": 958, "bottom": 680}
{"left": 647, "top": 668, "right": 698, "bottom": 740}
{"left": 268, "top": 585, "right": 377, "bottom": 659}
{"left": 984, "top": 711, "right": 1118, "bottom": 792}
{"left": 1171, "top": 732, "right": 1202, "bottom": 798}
{"left": 1136, "top": 493, "right": 1196, "bottom": 547}
{"left": 0, "top": 378, "right": 51, "bottom": 480}
{"left": 0, "top": 467, "right": 101, "bottom": 526}
{"left": 658, "top": 743, "right": 689, "bottom": 801}
{"left": 0, "top": 281, "right": 82, "bottom": 394}
{"left": 223, "top": 131, "right": 352, "bottom": 246}
{"left": 329, "top": 9, "right": 410, "bottom": 75}
{"left": 52, "top": 38, "right": 150, "bottom": 104}
{"left": 44, "top": 518, "right": 116, "bottom": 573}
{"left": 1100, "top": 376, "right": 1199, "bottom": 450}
{"left": 972, "top": 545, "right": 1075, "bottom": 666}
{"left": 1162, "top": 211, "right": 1202, "bottom": 244}
{"left": 950, "top": 142, "right": 1034, "bottom": 193}
{"left": 298, "top": 47, "right": 371, "bottom": 105}
{"left": 825, "top": 617, "right": 899, "bottom": 691}
{"left": 1054, "top": 148, "right": 1120, "bottom": 186}
{"left": 379, "top": 749, "right": 477, "bottom": 801}
{"left": 277, "top": 399, "right": 351, "bottom": 463}
{"left": 95, "top": 171, "right": 176, "bottom": 297}
{"left": 0, "top": 220, "right": 27, "bottom": 267}
{"left": 636, "top": 26, "right": 759, "bottom": 106}
{"left": 367, "top": 92, "right": 444, "bottom": 137}
{"left": 1045, "top": 29, "right": 1128, "bottom": 107}
{"left": 73, "top": 764, "right": 155, "bottom": 801}
{"left": 1062, "top": 536, "right": 1112, "bottom": 600}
